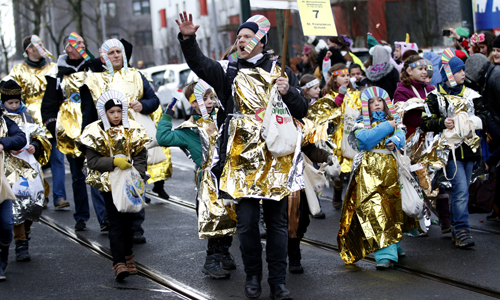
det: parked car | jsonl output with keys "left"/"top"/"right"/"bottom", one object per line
{"left": 156, "top": 63, "right": 194, "bottom": 119}
{"left": 141, "top": 65, "right": 170, "bottom": 91}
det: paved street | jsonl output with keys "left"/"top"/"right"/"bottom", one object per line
{"left": 2, "top": 118, "right": 500, "bottom": 300}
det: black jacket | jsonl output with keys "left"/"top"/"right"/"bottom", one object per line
{"left": 41, "top": 55, "right": 102, "bottom": 137}
{"left": 366, "top": 67, "right": 400, "bottom": 100}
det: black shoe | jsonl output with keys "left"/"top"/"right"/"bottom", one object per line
{"left": 202, "top": 254, "right": 230, "bottom": 279}
{"left": 100, "top": 222, "right": 109, "bottom": 232}
{"left": 244, "top": 275, "right": 262, "bottom": 299}
{"left": 312, "top": 210, "right": 326, "bottom": 219}
{"left": 74, "top": 220, "right": 86, "bottom": 231}
{"left": 144, "top": 197, "right": 151, "bottom": 204}
{"left": 220, "top": 252, "right": 236, "bottom": 270}
{"left": 270, "top": 284, "right": 292, "bottom": 300}
{"left": 133, "top": 233, "right": 146, "bottom": 244}
{"left": 15, "top": 240, "right": 31, "bottom": 262}
{"left": 289, "top": 262, "right": 304, "bottom": 274}
{"left": 452, "top": 229, "right": 475, "bottom": 248}
{"left": 0, "top": 266, "right": 5, "bottom": 281}
{"left": 152, "top": 186, "right": 170, "bottom": 200}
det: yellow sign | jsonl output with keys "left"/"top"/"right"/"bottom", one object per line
{"left": 297, "top": 0, "right": 337, "bottom": 36}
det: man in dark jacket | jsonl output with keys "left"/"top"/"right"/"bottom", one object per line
{"left": 41, "top": 33, "right": 106, "bottom": 232}
{"left": 0, "top": 108, "right": 27, "bottom": 281}
{"left": 176, "top": 11, "right": 308, "bottom": 300}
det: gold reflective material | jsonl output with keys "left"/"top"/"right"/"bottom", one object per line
{"left": 220, "top": 66, "right": 293, "bottom": 201}
{"left": 326, "top": 89, "right": 361, "bottom": 173}
{"left": 56, "top": 72, "right": 88, "bottom": 157}
{"left": 77, "top": 120, "right": 151, "bottom": 191}
{"left": 306, "top": 95, "right": 341, "bottom": 126}
{"left": 84, "top": 68, "right": 172, "bottom": 183}
{"left": 338, "top": 121, "right": 410, "bottom": 264}
{"left": 9, "top": 62, "right": 56, "bottom": 138}
{"left": 197, "top": 115, "right": 237, "bottom": 238}
{"left": 300, "top": 118, "right": 328, "bottom": 146}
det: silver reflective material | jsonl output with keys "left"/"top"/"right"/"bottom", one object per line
{"left": 287, "top": 127, "right": 305, "bottom": 192}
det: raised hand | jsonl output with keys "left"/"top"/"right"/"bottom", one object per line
{"left": 175, "top": 11, "right": 200, "bottom": 39}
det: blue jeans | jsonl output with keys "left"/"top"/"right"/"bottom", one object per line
{"left": 132, "top": 209, "right": 145, "bottom": 235}
{"left": 91, "top": 187, "right": 107, "bottom": 225}
{"left": 445, "top": 160, "right": 474, "bottom": 231}
{"left": 66, "top": 155, "right": 90, "bottom": 222}
{"left": 0, "top": 200, "right": 14, "bottom": 246}
{"left": 49, "top": 138, "right": 66, "bottom": 204}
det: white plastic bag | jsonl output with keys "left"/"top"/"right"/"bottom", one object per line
{"left": 261, "top": 85, "right": 298, "bottom": 157}
{"left": 130, "top": 110, "right": 167, "bottom": 165}
{"left": 302, "top": 154, "right": 327, "bottom": 216}
{"left": 341, "top": 94, "right": 360, "bottom": 159}
{"left": 0, "top": 152, "right": 15, "bottom": 204}
{"left": 392, "top": 151, "right": 424, "bottom": 217}
{"left": 110, "top": 163, "right": 146, "bottom": 213}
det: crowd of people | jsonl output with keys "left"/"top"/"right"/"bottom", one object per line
{"left": 0, "top": 10, "right": 499, "bottom": 300}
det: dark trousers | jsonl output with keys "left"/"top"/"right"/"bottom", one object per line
{"left": 235, "top": 197, "right": 288, "bottom": 285}
{"left": 207, "top": 236, "right": 233, "bottom": 255}
{"left": 102, "top": 192, "right": 134, "bottom": 265}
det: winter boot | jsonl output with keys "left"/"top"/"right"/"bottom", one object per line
{"left": 15, "top": 239, "right": 31, "bottom": 262}
{"left": 288, "top": 238, "right": 303, "bottom": 274}
{"left": 0, "top": 244, "right": 8, "bottom": 281}
{"left": 125, "top": 255, "right": 138, "bottom": 275}
{"left": 202, "top": 253, "right": 230, "bottom": 279}
{"left": 332, "top": 188, "right": 343, "bottom": 210}
{"left": 220, "top": 250, "right": 236, "bottom": 270}
{"left": 436, "top": 194, "right": 451, "bottom": 233}
{"left": 113, "top": 262, "right": 130, "bottom": 281}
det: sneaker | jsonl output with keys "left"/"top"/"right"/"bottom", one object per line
{"left": 0, "top": 266, "right": 5, "bottom": 282}
{"left": 220, "top": 252, "right": 236, "bottom": 270}
{"left": 487, "top": 212, "right": 499, "bottom": 221}
{"left": 113, "top": 262, "right": 130, "bottom": 281}
{"left": 312, "top": 210, "right": 326, "bottom": 219}
{"left": 15, "top": 239, "right": 31, "bottom": 262}
{"left": 152, "top": 186, "right": 170, "bottom": 200}
{"left": 55, "top": 198, "right": 70, "bottom": 210}
{"left": 133, "top": 233, "right": 146, "bottom": 244}
{"left": 202, "top": 254, "right": 230, "bottom": 279}
{"left": 376, "top": 259, "right": 394, "bottom": 270}
{"left": 289, "top": 262, "right": 304, "bottom": 274}
{"left": 74, "top": 220, "right": 87, "bottom": 231}
{"left": 452, "top": 229, "right": 475, "bottom": 248}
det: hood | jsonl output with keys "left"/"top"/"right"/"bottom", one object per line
{"left": 366, "top": 62, "right": 394, "bottom": 81}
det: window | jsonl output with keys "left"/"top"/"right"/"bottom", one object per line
{"left": 164, "top": 70, "right": 175, "bottom": 84}
{"left": 133, "top": 0, "right": 150, "bottom": 15}
{"left": 135, "top": 31, "right": 153, "bottom": 46}
{"left": 103, "top": 2, "right": 116, "bottom": 17}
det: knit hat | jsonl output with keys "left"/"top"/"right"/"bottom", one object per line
{"left": 367, "top": 34, "right": 380, "bottom": 50}
{"left": 104, "top": 99, "right": 123, "bottom": 111}
{"left": 237, "top": 19, "right": 268, "bottom": 47}
{"left": 439, "top": 56, "right": 465, "bottom": 82}
{"left": 493, "top": 35, "right": 500, "bottom": 49}
{"left": 0, "top": 79, "right": 22, "bottom": 103}
{"left": 465, "top": 54, "right": 491, "bottom": 84}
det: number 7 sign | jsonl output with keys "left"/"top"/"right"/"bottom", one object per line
{"left": 297, "top": 0, "right": 337, "bottom": 36}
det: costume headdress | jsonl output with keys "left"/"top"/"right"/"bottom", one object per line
{"left": 394, "top": 33, "right": 418, "bottom": 57}
{"left": 409, "top": 59, "right": 427, "bottom": 70}
{"left": 100, "top": 39, "right": 128, "bottom": 77}
{"left": 193, "top": 80, "right": 213, "bottom": 120}
{"left": 242, "top": 15, "right": 271, "bottom": 54}
{"left": 360, "top": 86, "right": 400, "bottom": 129}
{"left": 27, "top": 35, "right": 55, "bottom": 59}
{"left": 68, "top": 32, "right": 90, "bottom": 61}
{"left": 440, "top": 48, "right": 457, "bottom": 87}
{"left": 301, "top": 78, "right": 319, "bottom": 89}
{"left": 332, "top": 69, "right": 348, "bottom": 76}
{"left": 0, "top": 77, "right": 22, "bottom": 102}
{"left": 96, "top": 90, "right": 129, "bottom": 131}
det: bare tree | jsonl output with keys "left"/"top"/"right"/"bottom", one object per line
{"left": 0, "top": 2, "right": 15, "bottom": 74}
{"left": 82, "top": 0, "right": 103, "bottom": 45}
{"left": 44, "top": 2, "right": 75, "bottom": 57}
{"left": 17, "top": 0, "right": 48, "bottom": 35}
{"left": 65, "top": 0, "right": 84, "bottom": 37}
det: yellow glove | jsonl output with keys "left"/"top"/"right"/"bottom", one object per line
{"left": 113, "top": 157, "right": 131, "bottom": 170}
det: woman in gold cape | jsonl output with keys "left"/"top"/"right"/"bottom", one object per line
{"left": 337, "top": 87, "right": 412, "bottom": 269}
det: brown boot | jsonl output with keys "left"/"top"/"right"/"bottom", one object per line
{"left": 436, "top": 194, "right": 451, "bottom": 234}
{"left": 125, "top": 255, "right": 138, "bottom": 275}
{"left": 112, "top": 262, "right": 130, "bottom": 281}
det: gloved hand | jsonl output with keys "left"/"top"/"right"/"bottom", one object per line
{"left": 338, "top": 85, "right": 348, "bottom": 95}
{"left": 327, "top": 155, "right": 335, "bottom": 166}
{"left": 113, "top": 157, "right": 131, "bottom": 170}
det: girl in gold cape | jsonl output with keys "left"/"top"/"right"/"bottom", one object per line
{"left": 337, "top": 87, "right": 411, "bottom": 269}
{"left": 76, "top": 90, "right": 149, "bottom": 281}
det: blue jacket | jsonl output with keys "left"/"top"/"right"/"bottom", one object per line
{"left": 0, "top": 114, "right": 27, "bottom": 151}
{"left": 355, "top": 111, "right": 405, "bottom": 151}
